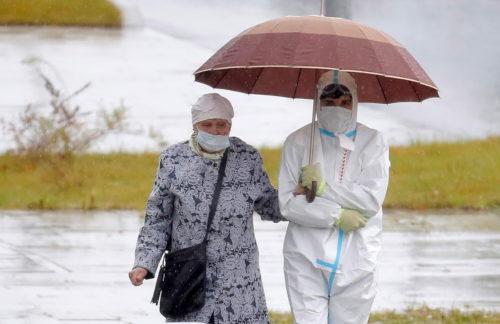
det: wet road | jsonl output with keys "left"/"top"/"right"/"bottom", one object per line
{"left": 0, "top": 210, "right": 499, "bottom": 323}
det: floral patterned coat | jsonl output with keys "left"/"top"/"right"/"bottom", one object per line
{"left": 133, "top": 137, "right": 283, "bottom": 323}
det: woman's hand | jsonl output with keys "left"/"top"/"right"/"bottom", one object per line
{"left": 129, "top": 267, "right": 148, "bottom": 286}
{"left": 293, "top": 184, "right": 306, "bottom": 196}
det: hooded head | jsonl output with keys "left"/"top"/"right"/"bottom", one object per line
{"left": 316, "top": 70, "right": 358, "bottom": 135}
{"left": 191, "top": 93, "right": 234, "bottom": 126}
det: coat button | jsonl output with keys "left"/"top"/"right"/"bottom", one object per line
{"left": 213, "top": 162, "right": 218, "bottom": 168}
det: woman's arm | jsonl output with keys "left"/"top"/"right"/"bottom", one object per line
{"left": 133, "top": 152, "right": 175, "bottom": 279}
{"left": 252, "top": 150, "right": 285, "bottom": 222}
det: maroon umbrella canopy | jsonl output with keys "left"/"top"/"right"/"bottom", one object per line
{"left": 194, "top": 16, "right": 438, "bottom": 103}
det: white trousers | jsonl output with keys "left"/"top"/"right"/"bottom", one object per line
{"left": 284, "top": 253, "right": 377, "bottom": 324}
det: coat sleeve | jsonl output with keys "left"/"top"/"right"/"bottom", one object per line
{"left": 323, "top": 131, "right": 390, "bottom": 218}
{"left": 133, "top": 152, "right": 175, "bottom": 279}
{"left": 252, "top": 150, "right": 285, "bottom": 223}
{"left": 278, "top": 133, "right": 342, "bottom": 228}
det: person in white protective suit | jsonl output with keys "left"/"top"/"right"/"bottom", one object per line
{"left": 279, "top": 70, "right": 390, "bottom": 324}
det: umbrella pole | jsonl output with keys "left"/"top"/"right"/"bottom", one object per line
{"left": 306, "top": 86, "right": 320, "bottom": 203}
{"left": 308, "top": 87, "right": 319, "bottom": 166}
{"left": 320, "top": 0, "right": 326, "bottom": 16}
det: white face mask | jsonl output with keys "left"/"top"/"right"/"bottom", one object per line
{"left": 196, "top": 130, "right": 230, "bottom": 152}
{"left": 317, "top": 106, "right": 352, "bottom": 134}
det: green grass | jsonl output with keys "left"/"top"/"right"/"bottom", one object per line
{"left": 269, "top": 305, "right": 500, "bottom": 323}
{"left": 0, "top": 0, "right": 122, "bottom": 27}
{"left": 260, "top": 137, "right": 500, "bottom": 210}
{"left": 384, "top": 137, "right": 500, "bottom": 209}
{"left": 0, "top": 153, "right": 157, "bottom": 210}
{"left": 0, "top": 137, "right": 498, "bottom": 210}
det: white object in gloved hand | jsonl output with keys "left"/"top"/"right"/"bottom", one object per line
{"left": 335, "top": 208, "right": 367, "bottom": 232}
{"left": 300, "top": 163, "right": 326, "bottom": 196}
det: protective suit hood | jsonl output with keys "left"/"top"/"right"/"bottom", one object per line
{"left": 316, "top": 71, "right": 358, "bottom": 150}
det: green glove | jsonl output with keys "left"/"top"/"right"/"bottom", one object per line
{"left": 300, "top": 163, "right": 326, "bottom": 196}
{"left": 335, "top": 209, "right": 367, "bottom": 232}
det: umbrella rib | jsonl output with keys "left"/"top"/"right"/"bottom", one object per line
{"left": 248, "top": 67, "right": 265, "bottom": 94}
{"left": 393, "top": 45, "right": 433, "bottom": 88}
{"left": 375, "top": 75, "right": 389, "bottom": 103}
{"left": 357, "top": 21, "right": 435, "bottom": 94}
{"left": 290, "top": 20, "right": 309, "bottom": 99}
{"left": 351, "top": 20, "right": 432, "bottom": 102}
{"left": 292, "top": 68, "right": 303, "bottom": 99}
{"left": 408, "top": 80, "right": 422, "bottom": 102}
{"left": 213, "top": 69, "right": 229, "bottom": 89}
{"left": 351, "top": 21, "right": 386, "bottom": 78}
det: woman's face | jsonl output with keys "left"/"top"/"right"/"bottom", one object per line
{"left": 196, "top": 118, "right": 231, "bottom": 135}
{"left": 320, "top": 94, "right": 353, "bottom": 110}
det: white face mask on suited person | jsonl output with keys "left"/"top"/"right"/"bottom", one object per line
{"left": 317, "top": 83, "right": 354, "bottom": 135}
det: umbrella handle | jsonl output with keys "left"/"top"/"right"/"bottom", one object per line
{"left": 305, "top": 181, "right": 317, "bottom": 203}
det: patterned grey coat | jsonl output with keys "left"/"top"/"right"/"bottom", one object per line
{"left": 133, "top": 137, "right": 283, "bottom": 323}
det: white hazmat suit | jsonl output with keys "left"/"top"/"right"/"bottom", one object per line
{"left": 279, "top": 71, "right": 390, "bottom": 324}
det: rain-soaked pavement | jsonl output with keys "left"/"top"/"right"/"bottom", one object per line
{"left": 0, "top": 210, "right": 499, "bottom": 323}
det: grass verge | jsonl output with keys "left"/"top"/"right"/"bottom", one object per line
{"left": 270, "top": 305, "right": 500, "bottom": 323}
{"left": 0, "top": 153, "right": 157, "bottom": 210}
{"left": 261, "top": 137, "right": 500, "bottom": 210}
{"left": 0, "top": 0, "right": 121, "bottom": 27}
{"left": 382, "top": 136, "right": 499, "bottom": 209}
{"left": 0, "top": 137, "right": 498, "bottom": 210}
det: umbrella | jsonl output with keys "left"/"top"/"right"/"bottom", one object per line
{"left": 194, "top": 15, "right": 438, "bottom": 201}
{"left": 194, "top": 15, "right": 438, "bottom": 103}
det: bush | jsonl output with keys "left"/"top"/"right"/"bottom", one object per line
{"left": 1, "top": 58, "right": 129, "bottom": 158}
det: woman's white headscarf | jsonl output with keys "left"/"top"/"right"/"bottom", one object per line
{"left": 191, "top": 93, "right": 234, "bottom": 125}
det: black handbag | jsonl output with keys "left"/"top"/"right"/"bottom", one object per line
{"left": 151, "top": 149, "right": 228, "bottom": 318}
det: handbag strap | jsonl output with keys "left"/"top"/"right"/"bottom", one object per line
{"left": 203, "top": 148, "right": 228, "bottom": 242}
{"left": 163, "top": 149, "right": 228, "bottom": 252}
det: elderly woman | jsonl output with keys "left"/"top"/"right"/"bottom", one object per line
{"left": 129, "top": 93, "right": 283, "bottom": 323}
